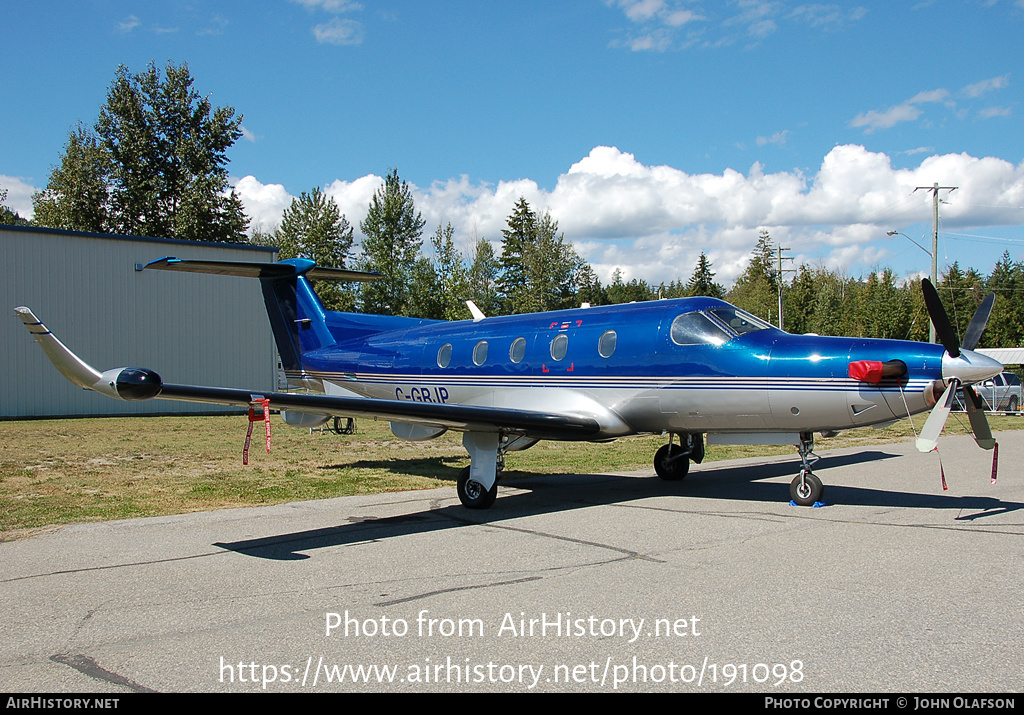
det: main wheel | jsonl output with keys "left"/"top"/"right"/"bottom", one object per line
{"left": 654, "top": 444, "right": 689, "bottom": 481}
{"left": 790, "top": 472, "right": 824, "bottom": 506}
{"left": 457, "top": 466, "right": 497, "bottom": 509}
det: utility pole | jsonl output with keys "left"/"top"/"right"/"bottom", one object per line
{"left": 914, "top": 182, "right": 957, "bottom": 344}
{"left": 776, "top": 244, "right": 794, "bottom": 331}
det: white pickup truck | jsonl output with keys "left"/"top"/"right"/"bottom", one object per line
{"left": 957, "top": 371, "right": 1022, "bottom": 413}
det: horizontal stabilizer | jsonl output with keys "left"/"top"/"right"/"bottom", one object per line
{"left": 141, "top": 257, "right": 380, "bottom": 283}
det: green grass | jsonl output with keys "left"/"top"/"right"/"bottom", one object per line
{"left": 1, "top": 411, "right": 1020, "bottom": 536}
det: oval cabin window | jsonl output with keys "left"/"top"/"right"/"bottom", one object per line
{"left": 509, "top": 337, "right": 527, "bottom": 363}
{"left": 473, "top": 340, "right": 488, "bottom": 366}
{"left": 437, "top": 343, "right": 452, "bottom": 368}
{"left": 550, "top": 334, "right": 568, "bottom": 361}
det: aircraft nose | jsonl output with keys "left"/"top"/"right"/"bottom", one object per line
{"left": 941, "top": 348, "right": 1003, "bottom": 384}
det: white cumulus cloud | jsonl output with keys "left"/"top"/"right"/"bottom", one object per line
{"left": 0, "top": 175, "right": 39, "bottom": 219}
{"left": 234, "top": 145, "right": 1024, "bottom": 287}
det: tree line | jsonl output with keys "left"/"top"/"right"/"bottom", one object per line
{"left": 5, "top": 61, "right": 1024, "bottom": 347}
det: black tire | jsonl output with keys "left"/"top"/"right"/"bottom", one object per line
{"left": 654, "top": 444, "right": 690, "bottom": 481}
{"left": 457, "top": 466, "right": 497, "bottom": 509}
{"left": 790, "top": 473, "right": 824, "bottom": 506}
{"left": 1008, "top": 396, "right": 1019, "bottom": 413}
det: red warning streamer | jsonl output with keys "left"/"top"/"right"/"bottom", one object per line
{"left": 243, "top": 398, "right": 271, "bottom": 465}
{"left": 991, "top": 442, "right": 999, "bottom": 485}
{"left": 933, "top": 447, "right": 948, "bottom": 491}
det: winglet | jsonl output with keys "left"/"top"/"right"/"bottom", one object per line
{"left": 14, "top": 307, "right": 163, "bottom": 401}
{"left": 14, "top": 307, "right": 103, "bottom": 389}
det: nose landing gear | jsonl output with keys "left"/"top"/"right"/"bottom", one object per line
{"left": 790, "top": 432, "right": 825, "bottom": 506}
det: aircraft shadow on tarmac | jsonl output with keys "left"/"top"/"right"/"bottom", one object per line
{"left": 214, "top": 449, "right": 1022, "bottom": 561}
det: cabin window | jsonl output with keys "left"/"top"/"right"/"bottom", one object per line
{"left": 706, "top": 307, "right": 772, "bottom": 335}
{"left": 598, "top": 330, "right": 617, "bottom": 358}
{"left": 473, "top": 340, "right": 488, "bottom": 366}
{"left": 550, "top": 334, "right": 568, "bottom": 361}
{"left": 510, "top": 337, "right": 527, "bottom": 363}
{"left": 437, "top": 343, "right": 452, "bottom": 368}
{"left": 670, "top": 312, "right": 729, "bottom": 346}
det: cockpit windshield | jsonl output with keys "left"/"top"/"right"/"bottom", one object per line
{"left": 706, "top": 307, "right": 773, "bottom": 336}
{"left": 670, "top": 307, "right": 773, "bottom": 347}
{"left": 670, "top": 312, "right": 730, "bottom": 346}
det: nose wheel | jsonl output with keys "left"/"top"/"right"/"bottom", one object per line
{"left": 790, "top": 472, "right": 824, "bottom": 506}
{"left": 790, "top": 432, "right": 825, "bottom": 506}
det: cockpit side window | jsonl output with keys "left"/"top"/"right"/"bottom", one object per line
{"left": 706, "top": 307, "right": 772, "bottom": 335}
{"left": 670, "top": 312, "right": 730, "bottom": 346}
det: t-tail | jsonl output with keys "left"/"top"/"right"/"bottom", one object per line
{"left": 140, "top": 257, "right": 433, "bottom": 385}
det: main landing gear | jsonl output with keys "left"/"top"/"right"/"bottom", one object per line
{"left": 457, "top": 465, "right": 498, "bottom": 509}
{"left": 654, "top": 433, "right": 705, "bottom": 480}
{"left": 790, "top": 432, "right": 824, "bottom": 506}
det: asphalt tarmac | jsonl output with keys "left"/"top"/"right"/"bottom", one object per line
{"left": 2, "top": 430, "right": 1022, "bottom": 693}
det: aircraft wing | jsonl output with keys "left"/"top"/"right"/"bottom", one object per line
{"left": 152, "top": 383, "right": 599, "bottom": 439}
{"left": 15, "top": 307, "right": 600, "bottom": 441}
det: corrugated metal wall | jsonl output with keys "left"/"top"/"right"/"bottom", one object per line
{"left": 2, "top": 226, "right": 278, "bottom": 418}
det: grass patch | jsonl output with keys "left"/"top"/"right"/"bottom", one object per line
{"left": 1, "top": 411, "right": 1020, "bottom": 535}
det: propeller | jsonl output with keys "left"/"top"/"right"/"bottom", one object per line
{"left": 916, "top": 280, "right": 999, "bottom": 453}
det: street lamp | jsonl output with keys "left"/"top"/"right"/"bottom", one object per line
{"left": 887, "top": 230, "right": 937, "bottom": 344}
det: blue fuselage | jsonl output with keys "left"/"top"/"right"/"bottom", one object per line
{"left": 293, "top": 293, "right": 945, "bottom": 439}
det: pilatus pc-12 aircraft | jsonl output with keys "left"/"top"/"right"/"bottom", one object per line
{"left": 16, "top": 257, "right": 1003, "bottom": 509}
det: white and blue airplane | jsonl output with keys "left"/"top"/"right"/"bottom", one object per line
{"left": 15, "top": 257, "right": 1003, "bottom": 509}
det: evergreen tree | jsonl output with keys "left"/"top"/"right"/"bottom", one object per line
{"left": 606, "top": 268, "right": 653, "bottom": 304}
{"left": 986, "top": 252, "right": 1024, "bottom": 347}
{"left": 273, "top": 187, "right": 355, "bottom": 311}
{"left": 938, "top": 262, "right": 985, "bottom": 342}
{"left": 497, "top": 198, "right": 588, "bottom": 313}
{"left": 520, "top": 210, "right": 585, "bottom": 312}
{"left": 497, "top": 197, "right": 538, "bottom": 312}
{"left": 808, "top": 270, "right": 852, "bottom": 336}
{"left": 431, "top": 222, "right": 470, "bottom": 321}
{"left": 575, "top": 263, "right": 607, "bottom": 306}
{"left": 358, "top": 169, "right": 426, "bottom": 315}
{"left": 857, "top": 269, "right": 910, "bottom": 339}
{"left": 727, "top": 230, "right": 778, "bottom": 321}
{"left": 468, "top": 238, "right": 500, "bottom": 316}
{"left": 783, "top": 265, "right": 816, "bottom": 335}
{"left": 406, "top": 256, "right": 443, "bottom": 320}
{"left": 685, "top": 251, "right": 725, "bottom": 298}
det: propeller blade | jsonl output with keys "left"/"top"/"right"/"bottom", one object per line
{"left": 963, "top": 385, "right": 996, "bottom": 450}
{"left": 916, "top": 380, "right": 958, "bottom": 453}
{"left": 962, "top": 293, "right": 995, "bottom": 352}
{"left": 921, "top": 278, "right": 960, "bottom": 356}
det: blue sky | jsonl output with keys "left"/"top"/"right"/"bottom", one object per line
{"left": 3, "top": 1, "right": 1024, "bottom": 288}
